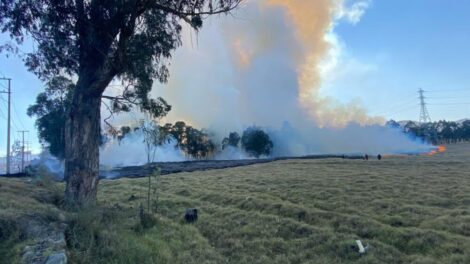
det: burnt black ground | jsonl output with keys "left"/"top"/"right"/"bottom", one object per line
{"left": 0, "top": 154, "right": 367, "bottom": 180}
{"left": 101, "top": 154, "right": 365, "bottom": 179}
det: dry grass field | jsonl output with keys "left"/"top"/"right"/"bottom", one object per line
{"left": 1, "top": 143, "right": 470, "bottom": 263}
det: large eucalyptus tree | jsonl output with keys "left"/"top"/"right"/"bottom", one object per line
{"left": 0, "top": 0, "right": 241, "bottom": 206}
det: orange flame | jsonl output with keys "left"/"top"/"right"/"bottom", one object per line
{"left": 427, "top": 145, "right": 446, "bottom": 156}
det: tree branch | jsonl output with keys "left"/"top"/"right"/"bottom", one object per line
{"left": 137, "top": 0, "right": 243, "bottom": 30}
{"left": 102, "top": 94, "right": 139, "bottom": 105}
{"left": 148, "top": 1, "right": 242, "bottom": 17}
{"left": 102, "top": 99, "right": 118, "bottom": 134}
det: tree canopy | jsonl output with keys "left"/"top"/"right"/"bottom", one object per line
{"left": 118, "top": 121, "right": 216, "bottom": 159}
{"left": 0, "top": 0, "right": 242, "bottom": 205}
{"left": 222, "top": 132, "right": 241, "bottom": 149}
{"left": 159, "top": 121, "right": 216, "bottom": 158}
{"left": 27, "top": 77, "right": 74, "bottom": 159}
{"left": 241, "top": 127, "right": 273, "bottom": 158}
{"left": 389, "top": 119, "right": 470, "bottom": 144}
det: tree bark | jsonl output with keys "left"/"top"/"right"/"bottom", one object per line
{"left": 64, "top": 82, "right": 102, "bottom": 207}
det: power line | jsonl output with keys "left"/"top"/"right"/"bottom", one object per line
{"left": 12, "top": 102, "right": 26, "bottom": 129}
{"left": 0, "top": 97, "right": 6, "bottom": 120}
{"left": 0, "top": 96, "right": 19, "bottom": 130}
{"left": 426, "top": 88, "right": 470, "bottom": 93}
{"left": 11, "top": 119, "right": 20, "bottom": 131}
{"left": 426, "top": 95, "right": 470, "bottom": 99}
{"left": 428, "top": 102, "right": 470, "bottom": 105}
{"left": 372, "top": 103, "right": 419, "bottom": 117}
{"left": 368, "top": 97, "right": 417, "bottom": 116}
{"left": 388, "top": 104, "right": 420, "bottom": 117}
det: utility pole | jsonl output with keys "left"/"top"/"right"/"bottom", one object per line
{"left": 18, "top": 130, "right": 29, "bottom": 173}
{"left": 0, "top": 78, "right": 11, "bottom": 175}
{"left": 418, "top": 88, "right": 431, "bottom": 123}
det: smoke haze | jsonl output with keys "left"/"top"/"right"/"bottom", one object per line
{"left": 100, "top": 130, "right": 186, "bottom": 167}
{"left": 100, "top": 0, "right": 431, "bottom": 164}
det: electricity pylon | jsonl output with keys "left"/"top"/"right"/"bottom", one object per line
{"left": 418, "top": 88, "right": 432, "bottom": 123}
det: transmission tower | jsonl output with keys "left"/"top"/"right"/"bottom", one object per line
{"left": 418, "top": 88, "right": 431, "bottom": 123}
{"left": 418, "top": 88, "right": 439, "bottom": 144}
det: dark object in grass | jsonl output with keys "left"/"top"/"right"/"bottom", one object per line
{"left": 184, "top": 208, "right": 198, "bottom": 223}
{"left": 128, "top": 194, "right": 137, "bottom": 201}
{"left": 377, "top": 154, "right": 382, "bottom": 160}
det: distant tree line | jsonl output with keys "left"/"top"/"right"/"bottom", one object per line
{"left": 387, "top": 119, "right": 470, "bottom": 144}
{"left": 117, "top": 121, "right": 216, "bottom": 159}
{"left": 116, "top": 124, "right": 274, "bottom": 159}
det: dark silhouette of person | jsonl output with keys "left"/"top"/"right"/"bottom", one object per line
{"left": 364, "top": 154, "right": 369, "bottom": 160}
{"left": 377, "top": 154, "right": 382, "bottom": 160}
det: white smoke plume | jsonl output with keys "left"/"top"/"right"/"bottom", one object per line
{"left": 100, "top": 130, "right": 185, "bottom": 167}
{"left": 99, "top": 0, "right": 431, "bottom": 163}
{"left": 216, "top": 146, "right": 250, "bottom": 160}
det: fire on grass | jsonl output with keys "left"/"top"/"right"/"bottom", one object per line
{"left": 427, "top": 145, "right": 447, "bottom": 156}
{"left": 381, "top": 145, "right": 447, "bottom": 158}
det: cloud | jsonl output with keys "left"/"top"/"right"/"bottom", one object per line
{"left": 335, "top": 0, "right": 372, "bottom": 25}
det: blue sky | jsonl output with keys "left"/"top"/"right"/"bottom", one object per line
{"left": 0, "top": 0, "right": 469, "bottom": 155}
{"left": 325, "top": 0, "right": 470, "bottom": 121}
{"left": 0, "top": 48, "right": 41, "bottom": 156}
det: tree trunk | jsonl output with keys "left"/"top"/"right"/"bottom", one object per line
{"left": 64, "top": 87, "right": 102, "bottom": 207}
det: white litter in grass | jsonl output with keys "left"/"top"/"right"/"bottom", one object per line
{"left": 356, "top": 240, "right": 369, "bottom": 254}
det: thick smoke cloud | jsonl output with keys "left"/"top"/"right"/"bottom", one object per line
{"left": 99, "top": 0, "right": 431, "bottom": 164}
